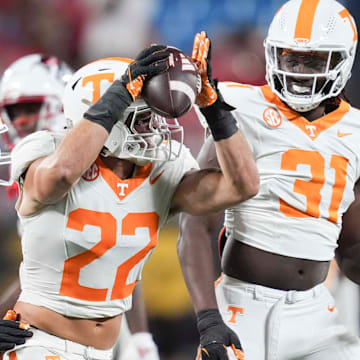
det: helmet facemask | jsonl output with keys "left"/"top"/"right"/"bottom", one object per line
{"left": 0, "top": 54, "right": 73, "bottom": 149}
{"left": 264, "top": 0, "right": 358, "bottom": 114}
{"left": 102, "top": 99, "right": 183, "bottom": 165}
{"left": 0, "top": 95, "right": 66, "bottom": 148}
{"left": 0, "top": 120, "right": 12, "bottom": 186}
{"left": 265, "top": 42, "right": 353, "bottom": 112}
{"left": 63, "top": 58, "right": 185, "bottom": 166}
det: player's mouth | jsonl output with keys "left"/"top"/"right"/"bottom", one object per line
{"left": 290, "top": 84, "right": 312, "bottom": 94}
{"left": 287, "top": 78, "right": 313, "bottom": 95}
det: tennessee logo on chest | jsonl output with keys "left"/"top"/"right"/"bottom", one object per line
{"left": 84, "top": 157, "right": 155, "bottom": 200}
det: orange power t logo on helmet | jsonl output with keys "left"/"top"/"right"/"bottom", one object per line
{"left": 82, "top": 73, "right": 115, "bottom": 103}
{"left": 339, "top": 8, "right": 358, "bottom": 41}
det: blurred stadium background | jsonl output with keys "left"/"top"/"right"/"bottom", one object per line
{"left": 0, "top": 1, "right": 359, "bottom": 359}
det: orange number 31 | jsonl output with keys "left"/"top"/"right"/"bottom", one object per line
{"left": 60, "top": 209, "right": 159, "bottom": 301}
{"left": 279, "top": 149, "right": 348, "bottom": 223}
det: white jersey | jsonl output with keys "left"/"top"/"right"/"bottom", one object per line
{"left": 203, "top": 83, "right": 360, "bottom": 261}
{"left": 11, "top": 131, "right": 198, "bottom": 318}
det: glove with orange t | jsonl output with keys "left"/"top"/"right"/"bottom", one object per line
{"left": 191, "top": 32, "right": 237, "bottom": 142}
{"left": 84, "top": 45, "right": 169, "bottom": 134}
{"left": 197, "top": 308, "right": 244, "bottom": 360}
{"left": 0, "top": 310, "right": 32, "bottom": 353}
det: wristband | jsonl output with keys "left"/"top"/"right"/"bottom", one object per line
{"left": 200, "top": 85, "right": 237, "bottom": 141}
{"left": 200, "top": 99, "right": 238, "bottom": 141}
{"left": 83, "top": 80, "right": 132, "bottom": 133}
{"left": 197, "top": 308, "right": 223, "bottom": 335}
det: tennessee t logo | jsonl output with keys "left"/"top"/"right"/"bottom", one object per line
{"left": 227, "top": 305, "right": 244, "bottom": 323}
{"left": 117, "top": 183, "right": 129, "bottom": 196}
{"left": 305, "top": 125, "right": 317, "bottom": 138}
{"left": 82, "top": 73, "right": 115, "bottom": 103}
{"left": 339, "top": 9, "right": 358, "bottom": 41}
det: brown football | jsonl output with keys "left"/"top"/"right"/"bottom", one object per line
{"left": 142, "top": 47, "right": 201, "bottom": 118}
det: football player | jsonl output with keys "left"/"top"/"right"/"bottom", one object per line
{"left": 0, "top": 53, "right": 73, "bottom": 356}
{"left": 178, "top": 1, "right": 360, "bottom": 359}
{"left": 0, "top": 42, "right": 258, "bottom": 360}
{"left": 0, "top": 54, "right": 162, "bottom": 360}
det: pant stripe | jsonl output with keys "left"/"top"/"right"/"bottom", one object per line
{"left": 9, "top": 351, "right": 17, "bottom": 360}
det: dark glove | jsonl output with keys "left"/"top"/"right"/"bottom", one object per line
{"left": 0, "top": 320, "right": 33, "bottom": 352}
{"left": 84, "top": 44, "right": 169, "bottom": 133}
{"left": 197, "top": 308, "right": 244, "bottom": 360}
{"left": 121, "top": 44, "right": 170, "bottom": 101}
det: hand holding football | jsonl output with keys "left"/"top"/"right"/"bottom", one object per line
{"left": 142, "top": 47, "right": 201, "bottom": 118}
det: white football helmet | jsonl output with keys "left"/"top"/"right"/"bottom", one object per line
{"left": 63, "top": 57, "right": 183, "bottom": 165}
{"left": 0, "top": 53, "right": 73, "bottom": 148}
{"left": 264, "top": 0, "right": 358, "bottom": 112}
{"left": 0, "top": 117, "right": 11, "bottom": 185}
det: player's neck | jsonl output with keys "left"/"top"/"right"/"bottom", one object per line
{"left": 299, "top": 104, "right": 327, "bottom": 122}
{"left": 100, "top": 155, "right": 136, "bottom": 179}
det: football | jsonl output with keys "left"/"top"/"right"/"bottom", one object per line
{"left": 142, "top": 47, "right": 201, "bottom": 118}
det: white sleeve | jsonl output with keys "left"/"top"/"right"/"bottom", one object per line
{"left": 153, "top": 141, "right": 199, "bottom": 225}
{"left": 11, "top": 131, "right": 63, "bottom": 182}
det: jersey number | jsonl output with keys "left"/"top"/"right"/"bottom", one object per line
{"left": 279, "top": 149, "right": 348, "bottom": 223}
{"left": 59, "top": 209, "right": 159, "bottom": 301}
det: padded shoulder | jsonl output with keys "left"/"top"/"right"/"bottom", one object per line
{"left": 11, "top": 131, "right": 64, "bottom": 182}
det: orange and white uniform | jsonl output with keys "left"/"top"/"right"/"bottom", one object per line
{"left": 218, "top": 82, "right": 360, "bottom": 261}
{"left": 197, "top": 82, "right": 360, "bottom": 360}
{"left": 10, "top": 130, "right": 198, "bottom": 319}
{"left": 4, "top": 130, "right": 198, "bottom": 360}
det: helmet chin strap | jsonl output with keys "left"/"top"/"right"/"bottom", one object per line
{"left": 100, "top": 146, "right": 152, "bottom": 166}
{"left": 126, "top": 157, "right": 151, "bottom": 166}
{"left": 285, "top": 100, "right": 321, "bottom": 113}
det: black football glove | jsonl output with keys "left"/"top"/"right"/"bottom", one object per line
{"left": 84, "top": 44, "right": 169, "bottom": 133}
{"left": 121, "top": 44, "right": 170, "bottom": 101}
{"left": 197, "top": 309, "right": 244, "bottom": 360}
{"left": 0, "top": 319, "right": 33, "bottom": 352}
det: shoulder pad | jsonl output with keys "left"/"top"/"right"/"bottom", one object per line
{"left": 11, "top": 131, "right": 64, "bottom": 182}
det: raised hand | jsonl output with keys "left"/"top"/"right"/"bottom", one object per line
{"left": 122, "top": 45, "right": 170, "bottom": 101}
{"left": 191, "top": 31, "right": 218, "bottom": 108}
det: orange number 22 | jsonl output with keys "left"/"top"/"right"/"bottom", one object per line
{"left": 60, "top": 209, "right": 159, "bottom": 301}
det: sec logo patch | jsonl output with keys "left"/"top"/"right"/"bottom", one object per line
{"left": 263, "top": 107, "right": 282, "bottom": 128}
{"left": 82, "top": 163, "right": 99, "bottom": 181}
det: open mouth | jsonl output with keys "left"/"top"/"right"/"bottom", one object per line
{"left": 289, "top": 83, "right": 312, "bottom": 95}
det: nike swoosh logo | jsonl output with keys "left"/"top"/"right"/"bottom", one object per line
{"left": 149, "top": 170, "right": 164, "bottom": 185}
{"left": 337, "top": 130, "right": 352, "bottom": 137}
{"left": 328, "top": 305, "right": 336, "bottom": 312}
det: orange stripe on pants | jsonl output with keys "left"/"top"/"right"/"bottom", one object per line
{"left": 294, "top": 0, "right": 320, "bottom": 41}
{"left": 9, "top": 351, "right": 18, "bottom": 360}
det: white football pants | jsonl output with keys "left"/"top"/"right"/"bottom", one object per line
{"left": 215, "top": 274, "right": 360, "bottom": 360}
{"left": 3, "top": 328, "right": 113, "bottom": 360}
